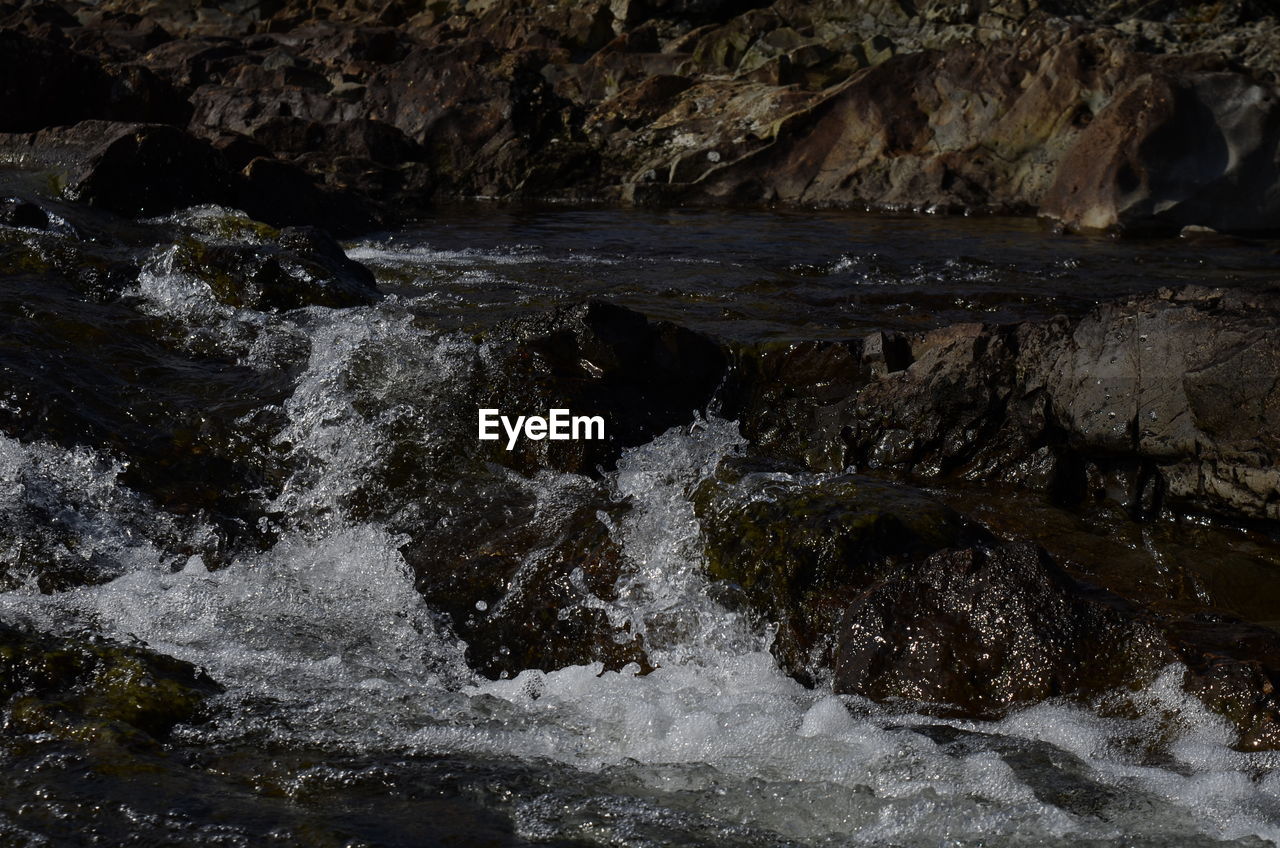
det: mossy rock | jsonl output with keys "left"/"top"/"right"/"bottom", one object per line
{"left": 693, "top": 456, "right": 989, "bottom": 681}
{"left": 168, "top": 225, "right": 378, "bottom": 311}
{"left": 0, "top": 622, "right": 222, "bottom": 743}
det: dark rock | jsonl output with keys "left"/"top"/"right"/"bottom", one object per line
{"left": 478, "top": 300, "right": 728, "bottom": 475}
{"left": 211, "top": 132, "right": 274, "bottom": 170}
{"left": 722, "top": 332, "right": 911, "bottom": 469}
{"left": 0, "top": 29, "right": 114, "bottom": 132}
{"left": 694, "top": 457, "right": 988, "bottom": 681}
{"left": 166, "top": 224, "right": 379, "bottom": 311}
{"left": 69, "top": 124, "right": 240, "bottom": 217}
{"left": 832, "top": 542, "right": 1168, "bottom": 718}
{"left": 399, "top": 475, "right": 650, "bottom": 679}
{"left": 0, "top": 621, "right": 221, "bottom": 742}
{"left": 0, "top": 197, "right": 59, "bottom": 232}
{"left": 238, "top": 156, "right": 381, "bottom": 234}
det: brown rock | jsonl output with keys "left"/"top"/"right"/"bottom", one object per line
{"left": 1042, "top": 72, "right": 1280, "bottom": 233}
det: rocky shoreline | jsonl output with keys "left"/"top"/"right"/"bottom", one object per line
{"left": 5, "top": 1, "right": 1280, "bottom": 232}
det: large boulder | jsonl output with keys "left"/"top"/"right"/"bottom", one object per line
{"left": 831, "top": 541, "right": 1280, "bottom": 749}
{"left": 68, "top": 124, "right": 240, "bottom": 217}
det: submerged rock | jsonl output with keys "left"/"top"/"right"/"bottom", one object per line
{"left": 0, "top": 621, "right": 221, "bottom": 742}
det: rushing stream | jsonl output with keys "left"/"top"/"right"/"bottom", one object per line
{"left": 3, "top": 206, "right": 1280, "bottom": 846}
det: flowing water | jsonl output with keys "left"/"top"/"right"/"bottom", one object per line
{"left": 3, "top": 205, "right": 1280, "bottom": 846}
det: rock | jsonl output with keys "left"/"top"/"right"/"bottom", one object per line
{"left": 1046, "top": 287, "right": 1280, "bottom": 522}
{"left": 3, "top": 0, "right": 1280, "bottom": 227}
{"left": 831, "top": 541, "right": 1280, "bottom": 748}
{"left": 0, "top": 30, "right": 187, "bottom": 133}
{"left": 832, "top": 542, "right": 1168, "bottom": 718}
{"left": 164, "top": 224, "right": 380, "bottom": 311}
{"left": 1041, "top": 72, "right": 1280, "bottom": 233}
{"left": 742, "top": 287, "right": 1280, "bottom": 525}
{"left": 693, "top": 456, "right": 988, "bottom": 681}
{"left": 721, "top": 332, "right": 911, "bottom": 469}
{"left": 0, "top": 621, "right": 221, "bottom": 742}
{"left": 68, "top": 124, "right": 240, "bottom": 217}
{"left": 398, "top": 474, "right": 649, "bottom": 679}
{"left": 477, "top": 300, "right": 728, "bottom": 475}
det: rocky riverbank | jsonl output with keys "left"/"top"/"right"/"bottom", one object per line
{"left": 5, "top": 1, "right": 1280, "bottom": 233}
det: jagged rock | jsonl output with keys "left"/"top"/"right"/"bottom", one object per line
{"left": 746, "top": 287, "right": 1280, "bottom": 524}
{"left": 0, "top": 30, "right": 187, "bottom": 133}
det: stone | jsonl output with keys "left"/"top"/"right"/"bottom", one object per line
{"left": 832, "top": 542, "right": 1168, "bottom": 717}
{"left": 68, "top": 124, "right": 239, "bottom": 217}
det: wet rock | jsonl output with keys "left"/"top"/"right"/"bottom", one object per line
{"left": 693, "top": 457, "right": 988, "bottom": 681}
{"left": 842, "top": 319, "right": 1069, "bottom": 486}
{"left": 1046, "top": 286, "right": 1280, "bottom": 522}
{"left": 828, "top": 538, "right": 1280, "bottom": 748}
{"left": 722, "top": 332, "right": 911, "bottom": 469}
{"left": 478, "top": 300, "right": 728, "bottom": 475}
{"left": 0, "top": 621, "right": 221, "bottom": 742}
{"left": 766, "top": 287, "right": 1280, "bottom": 525}
{"left": 399, "top": 474, "right": 649, "bottom": 679}
{"left": 68, "top": 124, "right": 240, "bottom": 217}
{"left": 166, "top": 224, "right": 380, "bottom": 311}
{"left": 832, "top": 542, "right": 1169, "bottom": 718}
{"left": 1166, "top": 615, "right": 1280, "bottom": 750}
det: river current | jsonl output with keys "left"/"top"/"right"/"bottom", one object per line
{"left": 3, "top": 206, "right": 1280, "bottom": 846}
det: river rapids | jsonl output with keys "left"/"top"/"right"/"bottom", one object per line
{"left": 2, "top": 206, "right": 1280, "bottom": 847}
